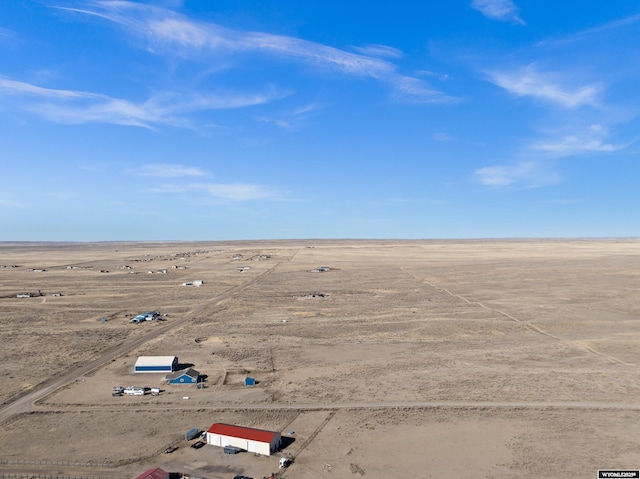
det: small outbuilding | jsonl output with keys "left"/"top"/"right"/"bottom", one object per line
{"left": 205, "top": 423, "right": 281, "bottom": 456}
{"left": 167, "top": 367, "right": 200, "bottom": 384}
{"left": 134, "top": 356, "right": 178, "bottom": 373}
{"left": 244, "top": 377, "right": 256, "bottom": 386}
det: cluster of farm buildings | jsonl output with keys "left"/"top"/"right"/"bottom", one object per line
{"left": 131, "top": 356, "right": 276, "bottom": 450}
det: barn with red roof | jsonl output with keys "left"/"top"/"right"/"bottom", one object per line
{"left": 205, "top": 423, "right": 282, "bottom": 456}
{"left": 133, "top": 468, "right": 169, "bottom": 479}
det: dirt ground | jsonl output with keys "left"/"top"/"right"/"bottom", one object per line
{"left": 1, "top": 239, "right": 639, "bottom": 478}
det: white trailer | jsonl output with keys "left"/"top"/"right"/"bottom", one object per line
{"left": 124, "top": 387, "right": 145, "bottom": 396}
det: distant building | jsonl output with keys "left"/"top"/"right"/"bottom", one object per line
{"left": 130, "top": 311, "right": 158, "bottom": 323}
{"left": 205, "top": 423, "right": 281, "bottom": 456}
{"left": 244, "top": 377, "right": 256, "bottom": 386}
{"left": 166, "top": 368, "right": 200, "bottom": 384}
{"left": 16, "top": 290, "right": 43, "bottom": 298}
{"left": 134, "top": 356, "right": 178, "bottom": 373}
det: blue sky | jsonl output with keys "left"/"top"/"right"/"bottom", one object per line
{"left": 1, "top": 0, "right": 639, "bottom": 241}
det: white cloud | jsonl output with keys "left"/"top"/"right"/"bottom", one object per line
{"left": 57, "top": 1, "right": 456, "bottom": 103}
{"left": 191, "top": 183, "right": 282, "bottom": 201}
{"left": 0, "top": 77, "right": 285, "bottom": 128}
{"left": 535, "top": 13, "right": 640, "bottom": 48}
{"left": 146, "top": 183, "right": 188, "bottom": 194}
{"left": 488, "top": 65, "right": 602, "bottom": 108}
{"left": 417, "top": 70, "right": 450, "bottom": 81}
{"left": 253, "top": 101, "right": 322, "bottom": 130}
{"left": 131, "top": 164, "right": 207, "bottom": 177}
{"left": 432, "top": 132, "right": 453, "bottom": 141}
{"left": 0, "top": 198, "right": 25, "bottom": 208}
{"left": 254, "top": 116, "right": 294, "bottom": 130}
{"left": 48, "top": 191, "right": 81, "bottom": 200}
{"left": 545, "top": 199, "right": 581, "bottom": 205}
{"left": 0, "top": 27, "right": 17, "bottom": 42}
{"left": 145, "top": 181, "right": 284, "bottom": 201}
{"left": 0, "top": 77, "right": 103, "bottom": 100}
{"left": 532, "top": 136, "right": 626, "bottom": 155}
{"left": 390, "top": 75, "right": 460, "bottom": 104}
{"left": 351, "top": 44, "right": 403, "bottom": 59}
{"left": 474, "top": 161, "right": 559, "bottom": 188}
{"left": 471, "top": 0, "right": 525, "bottom": 25}
{"left": 530, "top": 124, "right": 631, "bottom": 156}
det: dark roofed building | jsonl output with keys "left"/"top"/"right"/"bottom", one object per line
{"left": 166, "top": 367, "right": 200, "bottom": 384}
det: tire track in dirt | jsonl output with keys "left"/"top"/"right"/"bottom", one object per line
{"left": 279, "top": 410, "right": 336, "bottom": 478}
{"left": 33, "top": 399, "right": 640, "bottom": 413}
{"left": 401, "top": 267, "right": 635, "bottom": 367}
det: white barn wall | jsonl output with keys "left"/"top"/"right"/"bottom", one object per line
{"left": 206, "top": 433, "right": 274, "bottom": 456}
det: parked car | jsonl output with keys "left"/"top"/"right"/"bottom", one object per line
{"left": 224, "top": 445, "right": 244, "bottom": 454}
{"left": 164, "top": 446, "right": 178, "bottom": 454}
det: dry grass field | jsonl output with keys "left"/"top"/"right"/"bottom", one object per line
{"left": 1, "top": 239, "right": 639, "bottom": 479}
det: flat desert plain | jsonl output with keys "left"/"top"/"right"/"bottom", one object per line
{"left": 0, "top": 239, "right": 639, "bottom": 479}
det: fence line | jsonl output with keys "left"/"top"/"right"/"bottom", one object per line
{"left": 0, "top": 435, "right": 183, "bottom": 469}
{"left": 0, "top": 460, "right": 112, "bottom": 468}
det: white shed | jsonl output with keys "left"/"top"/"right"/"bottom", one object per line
{"left": 205, "top": 423, "right": 281, "bottom": 456}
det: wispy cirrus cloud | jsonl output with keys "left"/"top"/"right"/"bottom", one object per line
{"left": 417, "top": 70, "right": 450, "bottom": 81}
{"left": 148, "top": 182, "right": 284, "bottom": 201}
{"left": 0, "top": 77, "right": 285, "bottom": 128}
{"left": 474, "top": 161, "right": 559, "bottom": 188}
{"left": 192, "top": 182, "right": 283, "bottom": 201}
{"left": 0, "top": 27, "right": 17, "bottom": 42}
{"left": 0, "top": 198, "right": 26, "bottom": 208}
{"left": 471, "top": 0, "right": 524, "bottom": 25}
{"left": 350, "top": 44, "right": 403, "bottom": 59}
{"left": 55, "top": 1, "right": 456, "bottom": 104}
{"left": 254, "top": 101, "right": 323, "bottom": 130}
{"left": 0, "top": 77, "right": 102, "bottom": 99}
{"left": 531, "top": 124, "right": 631, "bottom": 156}
{"left": 391, "top": 75, "right": 458, "bottom": 103}
{"left": 432, "top": 132, "right": 453, "bottom": 141}
{"left": 139, "top": 169, "right": 286, "bottom": 200}
{"left": 130, "top": 164, "right": 207, "bottom": 177}
{"left": 535, "top": 13, "right": 640, "bottom": 48}
{"left": 487, "top": 65, "right": 602, "bottom": 108}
